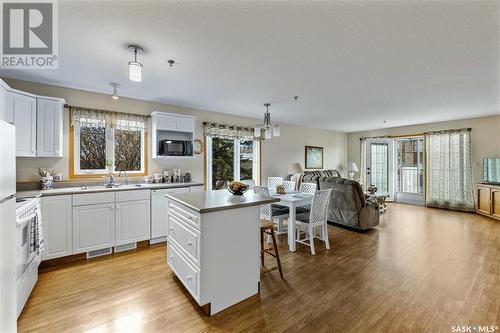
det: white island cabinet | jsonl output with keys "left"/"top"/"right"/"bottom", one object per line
{"left": 165, "top": 190, "right": 279, "bottom": 316}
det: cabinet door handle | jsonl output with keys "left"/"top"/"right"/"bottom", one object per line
{"left": 186, "top": 275, "right": 192, "bottom": 282}
{"left": 169, "top": 255, "right": 173, "bottom": 261}
{"left": 187, "top": 241, "right": 193, "bottom": 247}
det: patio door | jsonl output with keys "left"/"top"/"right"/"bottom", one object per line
{"left": 395, "top": 137, "right": 425, "bottom": 205}
{"left": 365, "top": 139, "right": 395, "bottom": 199}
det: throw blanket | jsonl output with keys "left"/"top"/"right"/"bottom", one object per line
{"left": 30, "top": 204, "right": 44, "bottom": 254}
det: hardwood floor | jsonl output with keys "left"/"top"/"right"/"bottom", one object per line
{"left": 18, "top": 204, "right": 500, "bottom": 333}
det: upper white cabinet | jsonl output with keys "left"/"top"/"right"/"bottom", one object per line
{"left": 36, "top": 98, "right": 64, "bottom": 157}
{"left": 153, "top": 112, "right": 194, "bottom": 132}
{"left": 0, "top": 84, "right": 7, "bottom": 123}
{"left": 151, "top": 112, "right": 195, "bottom": 158}
{"left": 7, "top": 92, "right": 37, "bottom": 157}
{"left": 0, "top": 80, "right": 64, "bottom": 157}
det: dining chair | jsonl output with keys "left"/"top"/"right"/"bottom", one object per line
{"left": 294, "top": 189, "right": 332, "bottom": 255}
{"left": 267, "top": 177, "right": 283, "bottom": 191}
{"left": 254, "top": 185, "right": 289, "bottom": 236}
{"left": 282, "top": 180, "right": 296, "bottom": 192}
{"left": 296, "top": 182, "right": 317, "bottom": 214}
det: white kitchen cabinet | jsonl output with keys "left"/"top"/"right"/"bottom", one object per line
{"left": 156, "top": 113, "right": 176, "bottom": 130}
{"left": 175, "top": 116, "right": 195, "bottom": 132}
{"left": 0, "top": 84, "right": 7, "bottom": 123}
{"left": 41, "top": 195, "right": 73, "bottom": 260}
{"left": 151, "top": 187, "right": 190, "bottom": 242}
{"left": 115, "top": 199, "right": 151, "bottom": 246}
{"left": 73, "top": 203, "right": 115, "bottom": 254}
{"left": 36, "top": 98, "right": 64, "bottom": 157}
{"left": 7, "top": 92, "right": 37, "bottom": 157}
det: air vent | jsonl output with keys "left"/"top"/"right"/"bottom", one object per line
{"left": 114, "top": 243, "right": 137, "bottom": 253}
{"left": 86, "top": 247, "right": 112, "bottom": 259}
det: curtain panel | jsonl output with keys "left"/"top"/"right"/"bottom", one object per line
{"left": 70, "top": 106, "right": 148, "bottom": 131}
{"left": 203, "top": 122, "right": 258, "bottom": 140}
{"left": 425, "top": 129, "right": 474, "bottom": 212}
{"left": 359, "top": 138, "right": 367, "bottom": 189}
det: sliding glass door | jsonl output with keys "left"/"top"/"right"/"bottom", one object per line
{"left": 206, "top": 137, "right": 260, "bottom": 190}
{"left": 395, "top": 137, "right": 424, "bottom": 204}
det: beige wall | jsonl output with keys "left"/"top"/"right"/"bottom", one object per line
{"left": 347, "top": 115, "right": 500, "bottom": 185}
{"left": 4, "top": 78, "right": 348, "bottom": 183}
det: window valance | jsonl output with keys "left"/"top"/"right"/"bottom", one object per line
{"left": 70, "top": 106, "right": 148, "bottom": 131}
{"left": 203, "top": 122, "right": 259, "bottom": 140}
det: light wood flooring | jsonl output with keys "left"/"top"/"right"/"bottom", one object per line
{"left": 18, "top": 203, "right": 500, "bottom": 332}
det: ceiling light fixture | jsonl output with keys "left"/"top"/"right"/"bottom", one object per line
{"left": 128, "top": 45, "right": 144, "bottom": 82}
{"left": 110, "top": 82, "right": 120, "bottom": 99}
{"left": 254, "top": 103, "right": 280, "bottom": 140}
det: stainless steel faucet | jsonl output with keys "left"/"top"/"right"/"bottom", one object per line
{"left": 118, "top": 170, "right": 129, "bottom": 185}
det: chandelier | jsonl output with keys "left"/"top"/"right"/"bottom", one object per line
{"left": 254, "top": 103, "right": 280, "bottom": 139}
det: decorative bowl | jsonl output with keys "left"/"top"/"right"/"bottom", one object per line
{"left": 227, "top": 181, "right": 249, "bottom": 195}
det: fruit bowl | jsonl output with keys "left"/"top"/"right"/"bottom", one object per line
{"left": 227, "top": 181, "right": 249, "bottom": 195}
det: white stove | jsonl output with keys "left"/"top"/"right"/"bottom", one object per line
{"left": 15, "top": 196, "right": 41, "bottom": 318}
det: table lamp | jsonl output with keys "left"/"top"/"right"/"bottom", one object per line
{"left": 347, "top": 162, "right": 358, "bottom": 180}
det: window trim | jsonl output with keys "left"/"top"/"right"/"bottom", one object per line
{"left": 69, "top": 117, "right": 148, "bottom": 178}
{"left": 204, "top": 136, "right": 261, "bottom": 191}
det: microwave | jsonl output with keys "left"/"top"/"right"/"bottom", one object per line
{"left": 158, "top": 140, "right": 193, "bottom": 156}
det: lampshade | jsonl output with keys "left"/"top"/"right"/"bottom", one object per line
{"left": 290, "top": 163, "right": 303, "bottom": 174}
{"left": 254, "top": 127, "right": 261, "bottom": 137}
{"left": 273, "top": 124, "right": 280, "bottom": 137}
{"left": 347, "top": 162, "right": 359, "bottom": 172}
{"left": 264, "top": 128, "right": 272, "bottom": 139}
{"left": 128, "top": 61, "right": 143, "bottom": 82}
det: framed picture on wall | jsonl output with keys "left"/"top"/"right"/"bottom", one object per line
{"left": 305, "top": 145, "right": 323, "bottom": 169}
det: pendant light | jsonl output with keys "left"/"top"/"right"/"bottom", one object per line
{"left": 128, "top": 45, "right": 144, "bottom": 82}
{"left": 255, "top": 103, "right": 280, "bottom": 140}
{"left": 110, "top": 83, "right": 120, "bottom": 99}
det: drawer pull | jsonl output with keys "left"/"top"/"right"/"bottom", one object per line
{"left": 187, "top": 241, "right": 193, "bottom": 247}
{"left": 187, "top": 275, "right": 192, "bottom": 282}
{"left": 169, "top": 226, "right": 174, "bottom": 231}
{"left": 169, "top": 255, "right": 174, "bottom": 260}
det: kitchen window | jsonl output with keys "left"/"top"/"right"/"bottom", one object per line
{"left": 70, "top": 107, "right": 147, "bottom": 176}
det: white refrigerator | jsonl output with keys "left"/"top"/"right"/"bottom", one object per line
{"left": 0, "top": 120, "right": 17, "bottom": 332}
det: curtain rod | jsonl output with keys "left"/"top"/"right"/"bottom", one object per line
{"left": 359, "top": 127, "right": 471, "bottom": 140}
{"left": 64, "top": 104, "right": 151, "bottom": 117}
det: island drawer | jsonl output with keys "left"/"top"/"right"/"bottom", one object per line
{"left": 73, "top": 192, "right": 114, "bottom": 206}
{"left": 167, "top": 242, "right": 200, "bottom": 301}
{"left": 168, "top": 202, "right": 200, "bottom": 230}
{"left": 168, "top": 213, "right": 200, "bottom": 265}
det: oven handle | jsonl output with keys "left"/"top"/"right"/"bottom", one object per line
{"left": 16, "top": 211, "right": 37, "bottom": 227}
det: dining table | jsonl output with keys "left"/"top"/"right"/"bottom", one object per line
{"left": 269, "top": 191, "right": 313, "bottom": 252}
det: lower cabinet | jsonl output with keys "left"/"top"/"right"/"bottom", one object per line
{"left": 41, "top": 195, "right": 72, "bottom": 260}
{"left": 151, "top": 187, "right": 190, "bottom": 240}
{"left": 476, "top": 184, "right": 500, "bottom": 221}
{"left": 73, "top": 203, "right": 115, "bottom": 254}
{"left": 115, "top": 199, "right": 151, "bottom": 246}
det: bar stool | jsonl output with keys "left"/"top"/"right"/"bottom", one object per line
{"left": 260, "top": 220, "right": 284, "bottom": 279}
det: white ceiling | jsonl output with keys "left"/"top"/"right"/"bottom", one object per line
{"left": 1, "top": 0, "right": 499, "bottom": 132}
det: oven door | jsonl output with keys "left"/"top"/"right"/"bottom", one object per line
{"left": 16, "top": 212, "right": 38, "bottom": 282}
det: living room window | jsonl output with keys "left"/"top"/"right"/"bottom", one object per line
{"left": 203, "top": 122, "right": 260, "bottom": 190}
{"left": 70, "top": 107, "right": 147, "bottom": 177}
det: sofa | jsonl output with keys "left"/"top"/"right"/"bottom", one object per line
{"left": 286, "top": 170, "right": 380, "bottom": 230}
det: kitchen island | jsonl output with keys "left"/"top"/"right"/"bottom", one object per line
{"left": 165, "top": 189, "right": 279, "bottom": 315}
